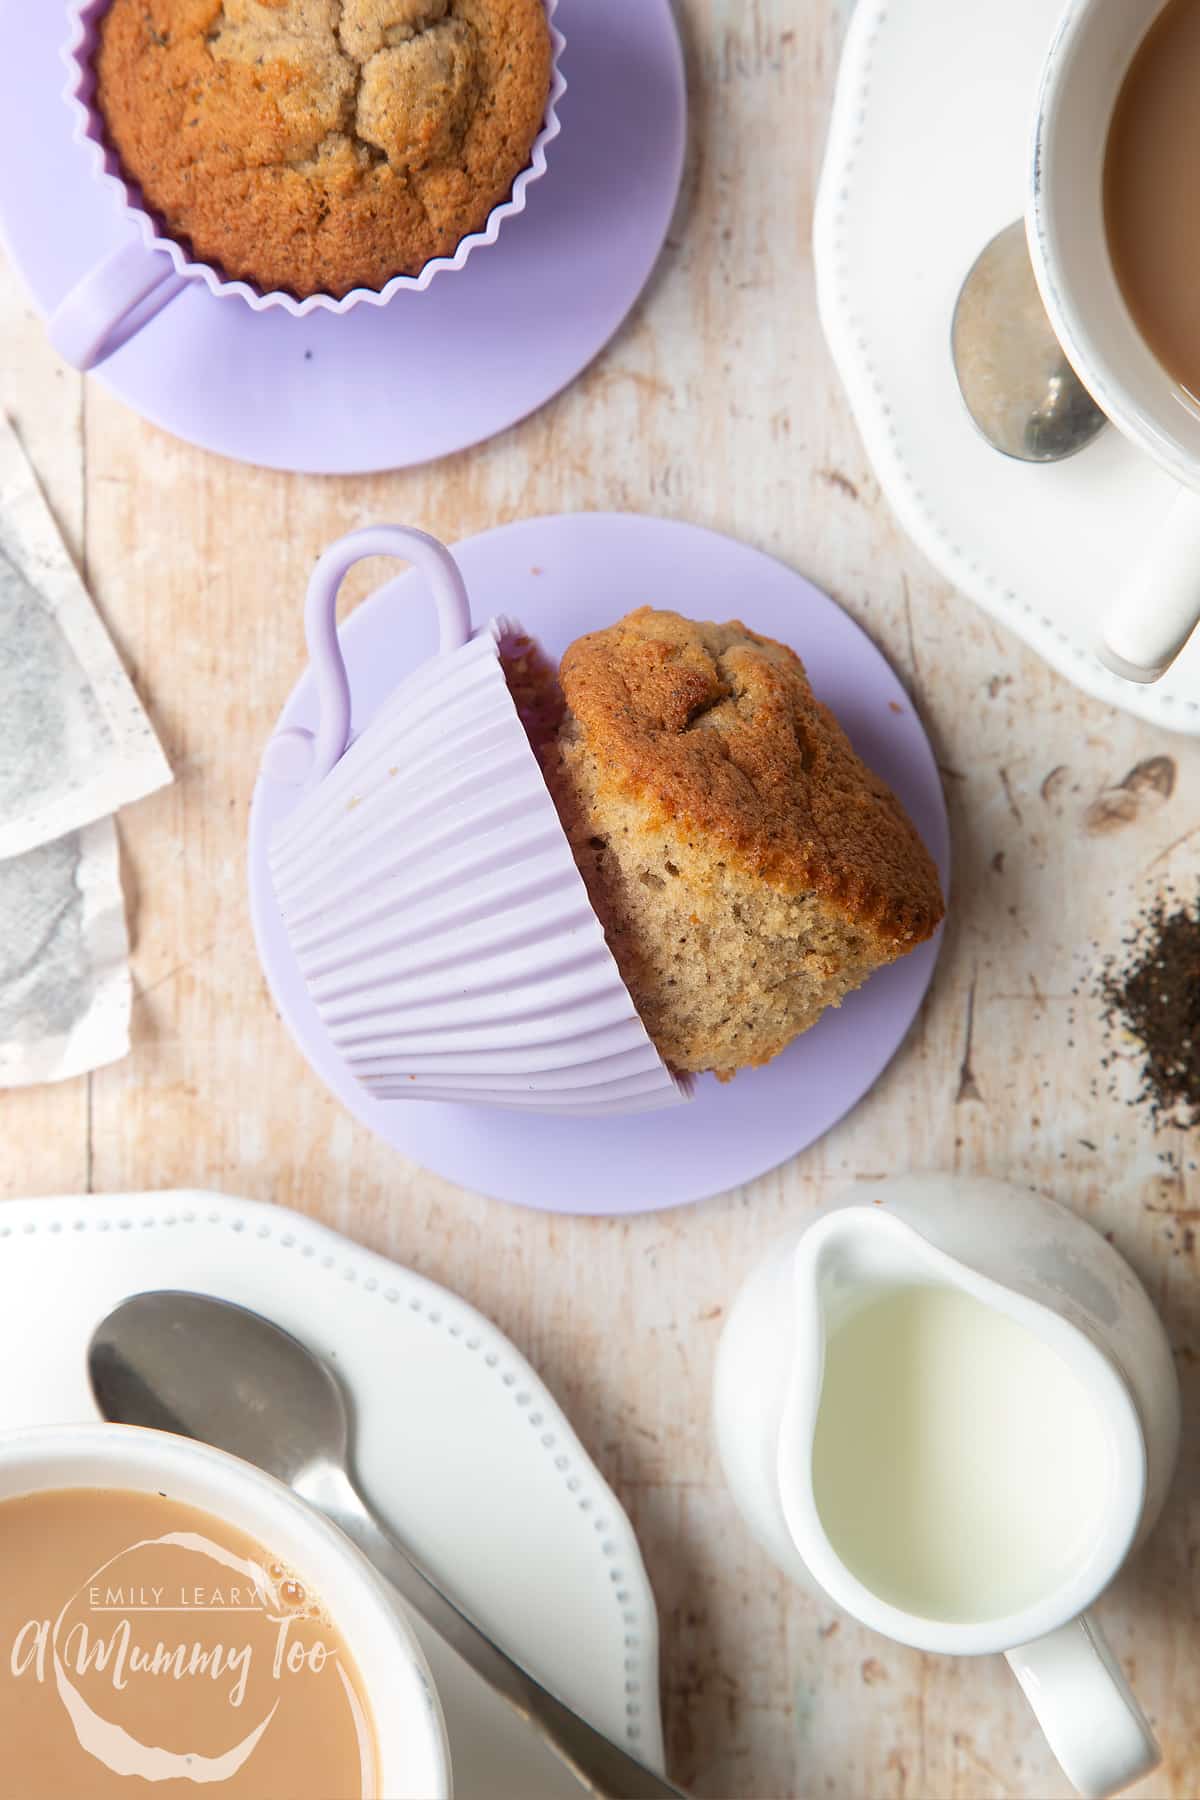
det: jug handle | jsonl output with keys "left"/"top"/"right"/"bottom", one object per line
{"left": 1005, "top": 1612, "right": 1159, "bottom": 1799}
{"left": 262, "top": 525, "right": 472, "bottom": 788}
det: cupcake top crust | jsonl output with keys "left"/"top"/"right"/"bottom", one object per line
{"left": 553, "top": 607, "right": 944, "bottom": 951}
{"left": 94, "top": 0, "right": 553, "bottom": 298}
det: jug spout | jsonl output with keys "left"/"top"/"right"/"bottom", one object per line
{"left": 782, "top": 1203, "right": 990, "bottom": 1433}
{"left": 778, "top": 1205, "right": 936, "bottom": 1456}
{"left": 791, "top": 1202, "right": 952, "bottom": 1318}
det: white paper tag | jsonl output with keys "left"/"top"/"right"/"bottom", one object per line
{"left": 0, "top": 817, "right": 131, "bottom": 1087}
{"left": 0, "top": 415, "right": 171, "bottom": 861}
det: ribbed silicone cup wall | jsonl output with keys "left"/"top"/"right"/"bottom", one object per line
{"left": 269, "top": 621, "right": 688, "bottom": 1116}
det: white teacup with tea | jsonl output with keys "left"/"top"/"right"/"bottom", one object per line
{"left": 1030, "top": 0, "right": 1200, "bottom": 683}
{"left": 0, "top": 1423, "right": 451, "bottom": 1797}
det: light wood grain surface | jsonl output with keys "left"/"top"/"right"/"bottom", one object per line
{"left": 2, "top": 3, "right": 1199, "bottom": 1796}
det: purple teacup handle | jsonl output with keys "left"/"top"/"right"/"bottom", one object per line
{"left": 48, "top": 239, "right": 190, "bottom": 372}
{"left": 262, "top": 525, "right": 473, "bottom": 790}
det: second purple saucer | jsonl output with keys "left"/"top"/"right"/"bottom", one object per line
{"left": 249, "top": 513, "right": 951, "bottom": 1215}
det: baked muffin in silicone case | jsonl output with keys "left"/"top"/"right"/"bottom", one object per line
{"left": 264, "top": 527, "right": 688, "bottom": 1117}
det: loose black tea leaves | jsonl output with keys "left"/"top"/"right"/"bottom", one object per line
{"left": 1099, "top": 892, "right": 1200, "bottom": 1129}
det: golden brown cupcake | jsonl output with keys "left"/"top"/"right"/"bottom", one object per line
{"left": 94, "top": 0, "right": 553, "bottom": 298}
{"left": 541, "top": 608, "right": 945, "bottom": 1080}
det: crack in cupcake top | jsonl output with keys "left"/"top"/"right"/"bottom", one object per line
{"left": 339, "top": 0, "right": 450, "bottom": 57}
{"left": 208, "top": 0, "right": 479, "bottom": 175}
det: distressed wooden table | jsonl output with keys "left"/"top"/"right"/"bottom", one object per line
{"left": 2, "top": 3, "right": 1198, "bottom": 1796}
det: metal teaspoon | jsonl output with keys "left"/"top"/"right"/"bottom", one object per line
{"left": 88, "top": 1290, "right": 687, "bottom": 1800}
{"left": 951, "top": 220, "right": 1107, "bottom": 462}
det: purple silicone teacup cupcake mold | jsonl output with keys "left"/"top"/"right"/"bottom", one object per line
{"left": 264, "top": 525, "right": 689, "bottom": 1117}
{"left": 50, "top": 0, "right": 566, "bottom": 371}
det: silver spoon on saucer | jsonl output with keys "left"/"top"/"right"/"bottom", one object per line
{"left": 952, "top": 220, "right": 1107, "bottom": 462}
{"left": 89, "top": 1289, "right": 687, "bottom": 1800}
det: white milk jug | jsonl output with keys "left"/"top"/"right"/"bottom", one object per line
{"left": 713, "top": 1174, "right": 1181, "bottom": 1799}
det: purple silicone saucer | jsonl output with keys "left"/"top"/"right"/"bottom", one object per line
{"left": 249, "top": 515, "right": 951, "bottom": 1216}
{"left": 0, "top": 0, "right": 684, "bottom": 474}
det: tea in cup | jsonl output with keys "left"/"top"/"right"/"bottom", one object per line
{"left": 1104, "top": 2, "right": 1200, "bottom": 410}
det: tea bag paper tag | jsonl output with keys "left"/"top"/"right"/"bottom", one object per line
{"left": 0, "top": 817, "right": 130, "bottom": 1087}
{"left": 0, "top": 414, "right": 171, "bottom": 859}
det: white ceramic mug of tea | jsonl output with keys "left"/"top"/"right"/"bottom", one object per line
{"left": 0, "top": 1424, "right": 451, "bottom": 1798}
{"left": 1030, "top": 0, "right": 1200, "bottom": 683}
